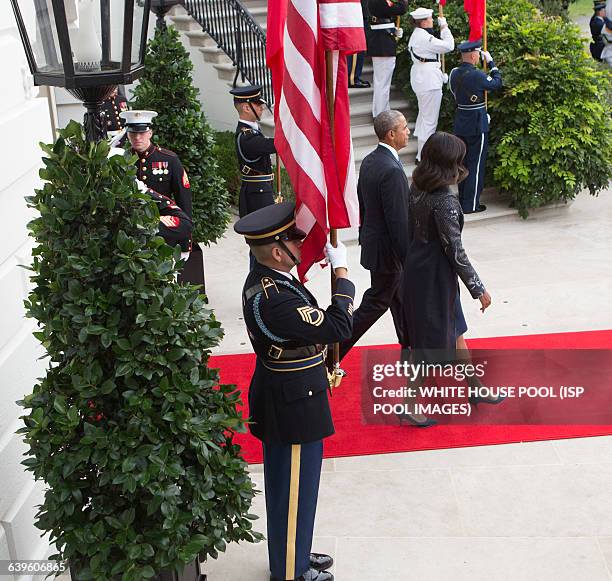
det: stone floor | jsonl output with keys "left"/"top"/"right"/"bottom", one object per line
{"left": 198, "top": 186, "right": 612, "bottom": 580}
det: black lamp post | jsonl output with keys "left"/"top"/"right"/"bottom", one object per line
{"left": 11, "top": 0, "right": 152, "bottom": 142}
{"left": 150, "top": 0, "right": 180, "bottom": 30}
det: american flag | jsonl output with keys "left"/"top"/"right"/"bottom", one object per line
{"left": 267, "top": 0, "right": 366, "bottom": 281}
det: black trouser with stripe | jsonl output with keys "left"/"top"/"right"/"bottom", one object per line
{"left": 263, "top": 440, "right": 323, "bottom": 580}
{"left": 457, "top": 132, "right": 489, "bottom": 213}
{"left": 347, "top": 52, "right": 365, "bottom": 85}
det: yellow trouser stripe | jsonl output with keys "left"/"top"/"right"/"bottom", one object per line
{"left": 349, "top": 54, "right": 357, "bottom": 85}
{"left": 285, "top": 444, "right": 301, "bottom": 579}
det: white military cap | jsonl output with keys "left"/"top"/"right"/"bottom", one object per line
{"left": 120, "top": 110, "right": 158, "bottom": 132}
{"left": 410, "top": 7, "right": 434, "bottom": 19}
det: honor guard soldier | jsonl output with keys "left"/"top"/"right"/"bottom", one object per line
{"left": 231, "top": 85, "right": 277, "bottom": 218}
{"left": 235, "top": 202, "right": 355, "bottom": 581}
{"left": 101, "top": 86, "right": 129, "bottom": 134}
{"left": 602, "top": 17, "right": 612, "bottom": 66}
{"left": 590, "top": 2, "right": 607, "bottom": 61}
{"left": 347, "top": 0, "right": 371, "bottom": 88}
{"left": 121, "top": 110, "right": 193, "bottom": 257}
{"left": 367, "top": 0, "right": 408, "bottom": 117}
{"left": 449, "top": 40, "right": 502, "bottom": 214}
{"left": 407, "top": 7, "right": 454, "bottom": 162}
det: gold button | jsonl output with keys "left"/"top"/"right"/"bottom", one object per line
{"left": 141, "top": 159, "right": 146, "bottom": 163}
{"left": 142, "top": 175, "right": 147, "bottom": 180}
{"left": 308, "top": 390, "right": 313, "bottom": 396}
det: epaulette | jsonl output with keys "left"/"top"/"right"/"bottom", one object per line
{"left": 260, "top": 277, "right": 279, "bottom": 299}
{"left": 157, "top": 147, "right": 177, "bottom": 157}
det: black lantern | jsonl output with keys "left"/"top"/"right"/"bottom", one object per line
{"left": 150, "top": 0, "right": 180, "bottom": 29}
{"left": 11, "top": 0, "right": 152, "bottom": 141}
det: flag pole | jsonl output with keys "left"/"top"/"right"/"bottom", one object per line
{"left": 438, "top": 2, "right": 445, "bottom": 73}
{"left": 483, "top": 0, "right": 488, "bottom": 109}
{"left": 275, "top": 154, "right": 283, "bottom": 203}
{"left": 325, "top": 49, "right": 342, "bottom": 391}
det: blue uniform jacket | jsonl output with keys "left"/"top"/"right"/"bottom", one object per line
{"left": 243, "top": 262, "right": 355, "bottom": 444}
{"left": 449, "top": 61, "right": 503, "bottom": 136}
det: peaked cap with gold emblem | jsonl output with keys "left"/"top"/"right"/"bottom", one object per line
{"left": 234, "top": 201, "right": 306, "bottom": 246}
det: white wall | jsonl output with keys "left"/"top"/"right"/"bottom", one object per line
{"left": 0, "top": 3, "right": 54, "bottom": 579}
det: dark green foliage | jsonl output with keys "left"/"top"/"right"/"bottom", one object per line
{"left": 533, "top": 0, "right": 576, "bottom": 18}
{"left": 213, "top": 130, "right": 295, "bottom": 207}
{"left": 396, "top": 0, "right": 612, "bottom": 217}
{"left": 20, "top": 122, "right": 262, "bottom": 581}
{"left": 132, "top": 25, "right": 230, "bottom": 244}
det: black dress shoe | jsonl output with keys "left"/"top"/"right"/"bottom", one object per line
{"left": 271, "top": 568, "right": 334, "bottom": 581}
{"left": 475, "top": 204, "right": 487, "bottom": 212}
{"left": 310, "top": 552, "right": 333, "bottom": 571}
{"left": 349, "top": 79, "right": 370, "bottom": 88}
{"left": 396, "top": 413, "right": 437, "bottom": 428}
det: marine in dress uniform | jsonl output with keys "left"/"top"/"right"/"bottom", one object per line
{"left": 234, "top": 202, "right": 355, "bottom": 581}
{"left": 367, "top": 0, "right": 409, "bottom": 117}
{"left": 100, "top": 86, "right": 129, "bottom": 134}
{"left": 120, "top": 110, "right": 193, "bottom": 255}
{"left": 407, "top": 7, "right": 454, "bottom": 161}
{"left": 590, "top": 2, "right": 607, "bottom": 61}
{"left": 347, "top": 0, "right": 371, "bottom": 88}
{"left": 449, "top": 40, "right": 502, "bottom": 214}
{"left": 230, "top": 85, "right": 277, "bottom": 218}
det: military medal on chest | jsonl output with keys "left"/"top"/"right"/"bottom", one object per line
{"left": 152, "top": 161, "right": 169, "bottom": 176}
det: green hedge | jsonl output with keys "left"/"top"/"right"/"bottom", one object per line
{"left": 395, "top": 0, "right": 612, "bottom": 217}
{"left": 21, "top": 122, "right": 261, "bottom": 580}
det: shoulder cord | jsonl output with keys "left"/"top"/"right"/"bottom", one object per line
{"left": 252, "top": 280, "right": 313, "bottom": 342}
{"left": 236, "top": 131, "right": 263, "bottom": 164}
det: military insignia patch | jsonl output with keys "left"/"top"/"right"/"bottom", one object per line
{"left": 182, "top": 170, "right": 190, "bottom": 188}
{"left": 261, "top": 277, "right": 279, "bottom": 299}
{"left": 297, "top": 306, "right": 324, "bottom": 327}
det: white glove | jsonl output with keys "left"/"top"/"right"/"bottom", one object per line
{"left": 442, "top": 72, "right": 449, "bottom": 84}
{"left": 108, "top": 128, "right": 126, "bottom": 149}
{"left": 107, "top": 146, "right": 125, "bottom": 159}
{"left": 324, "top": 241, "right": 348, "bottom": 270}
{"left": 481, "top": 50, "right": 493, "bottom": 64}
{"left": 135, "top": 179, "right": 149, "bottom": 194}
{"left": 395, "top": 27, "right": 403, "bottom": 39}
{"left": 487, "top": 113, "right": 491, "bottom": 125}
{"left": 437, "top": 16, "right": 447, "bottom": 28}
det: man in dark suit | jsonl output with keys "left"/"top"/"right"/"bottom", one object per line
{"left": 339, "top": 109, "right": 410, "bottom": 360}
{"left": 235, "top": 202, "right": 355, "bottom": 581}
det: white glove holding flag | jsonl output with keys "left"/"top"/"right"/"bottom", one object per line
{"left": 324, "top": 241, "right": 348, "bottom": 271}
{"left": 442, "top": 73, "right": 449, "bottom": 84}
{"left": 437, "top": 16, "right": 447, "bottom": 28}
{"left": 395, "top": 27, "right": 404, "bottom": 39}
{"left": 481, "top": 50, "right": 493, "bottom": 64}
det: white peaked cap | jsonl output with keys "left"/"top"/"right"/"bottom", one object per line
{"left": 410, "top": 7, "right": 434, "bottom": 19}
{"left": 119, "top": 110, "right": 158, "bottom": 125}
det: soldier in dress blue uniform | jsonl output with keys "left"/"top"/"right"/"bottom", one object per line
{"left": 120, "top": 110, "right": 193, "bottom": 257}
{"left": 590, "top": 1, "right": 607, "bottom": 61}
{"left": 347, "top": 0, "right": 371, "bottom": 88}
{"left": 101, "top": 86, "right": 129, "bottom": 134}
{"left": 234, "top": 202, "right": 355, "bottom": 581}
{"left": 230, "top": 85, "right": 277, "bottom": 218}
{"left": 449, "top": 40, "right": 502, "bottom": 214}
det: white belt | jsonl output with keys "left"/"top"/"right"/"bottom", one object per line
{"left": 371, "top": 23, "right": 395, "bottom": 30}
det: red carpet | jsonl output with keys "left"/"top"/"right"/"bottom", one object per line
{"left": 210, "top": 330, "right": 612, "bottom": 464}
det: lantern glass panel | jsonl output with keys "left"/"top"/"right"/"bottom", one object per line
{"left": 131, "top": 2, "right": 146, "bottom": 65}
{"left": 26, "top": 0, "right": 64, "bottom": 75}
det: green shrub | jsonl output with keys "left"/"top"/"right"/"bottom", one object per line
{"left": 396, "top": 0, "right": 612, "bottom": 217}
{"left": 20, "top": 122, "right": 261, "bottom": 581}
{"left": 132, "top": 25, "right": 230, "bottom": 244}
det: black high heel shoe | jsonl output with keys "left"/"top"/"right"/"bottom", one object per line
{"left": 396, "top": 413, "right": 437, "bottom": 428}
{"left": 468, "top": 394, "right": 507, "bottom": 406}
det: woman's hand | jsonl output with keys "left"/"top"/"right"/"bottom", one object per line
{"left": 479, "top": 290, "right": 491, "bottom": 313}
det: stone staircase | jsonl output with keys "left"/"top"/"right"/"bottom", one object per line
{"left": 169, "top": 2, "right": 417, "bottom": 174}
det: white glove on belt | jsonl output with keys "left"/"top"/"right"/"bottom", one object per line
{"left": 135, "top": 179, "right": 149, "bottom": 194}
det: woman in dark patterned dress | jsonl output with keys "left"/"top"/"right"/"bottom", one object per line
{"left": 399, "top": 132, "right": 493, "bottom": 426}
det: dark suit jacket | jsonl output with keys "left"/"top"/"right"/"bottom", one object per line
{"left": 358, "top": 144, "right": 410, "bottom": 273}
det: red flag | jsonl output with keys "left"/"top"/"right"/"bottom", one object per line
{"left": 437, "top": 0, "right": 447, "bottom": 5}
{"left": 464, "top": 0, "right": 486, "bottom": 41}
{"left": 267, "top": 0, "right": 365, "bottom": 281}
